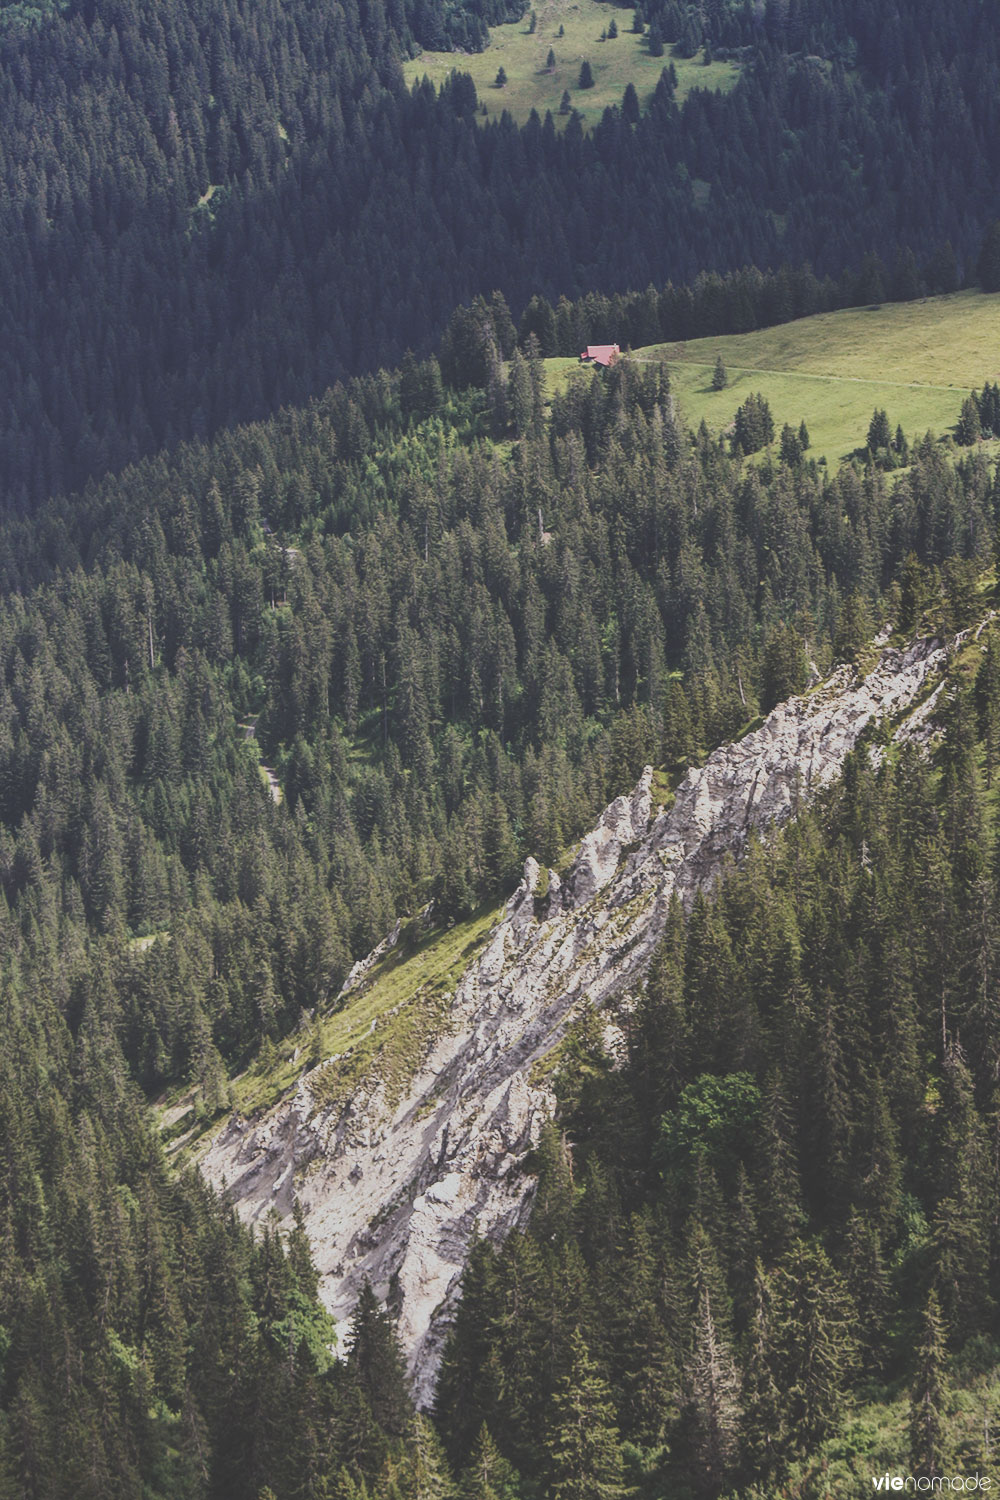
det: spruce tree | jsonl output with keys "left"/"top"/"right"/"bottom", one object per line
{"left": 458, "top": 1424, "right": 520, "bottom": 1500}
{"left": 909, "top": 1291, "right": 948, "bottom": 1479}
{"left": 770, "top": 1239, "right": 856, "bottom": 1452}
{"left": 546, "top": 1328, "right": 626, "bottom": 1500}
{"left": 346, "top": 1281, "right": 411, "bottom": 1437}
{"left": 578, "top": 60, "right": 594, "bottom": 88}
{"left": 867, "top": 407, "right": 892, "bottom": 454}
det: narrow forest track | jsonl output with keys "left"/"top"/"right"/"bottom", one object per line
{"left": 239, "top": 718, "right": 283, "bottom": 805}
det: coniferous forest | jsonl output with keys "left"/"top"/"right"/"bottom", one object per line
{"left": 3, "top": 0, "right": 1000, "bottom": 1493}
{"left": 0, "top": 0, "right": 1000, "bottom": 507}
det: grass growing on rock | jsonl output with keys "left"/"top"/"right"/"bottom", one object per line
{"left": 232, "top": 901, "right": 503, "bottom": 1123}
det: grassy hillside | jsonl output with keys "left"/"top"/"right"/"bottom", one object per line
{"left": 405, "top": 0, "right": 738, "bottom": 128}
{"left": 546, "top": 288, "right": 1000, "bottom": 466}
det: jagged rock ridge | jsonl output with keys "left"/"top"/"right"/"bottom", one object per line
{"left": 199, "top": 632, "right": 948, "bottom": 1406}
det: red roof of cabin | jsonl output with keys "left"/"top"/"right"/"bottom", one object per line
{"left": 580, "top": 344, "right": 619, "bottom": 367}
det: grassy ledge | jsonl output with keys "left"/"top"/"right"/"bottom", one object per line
{"left": 168, "top": 901, "right": 504, "bottom": 1159}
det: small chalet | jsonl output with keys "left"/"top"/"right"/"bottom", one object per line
{"left": 579, "top": 343, "right": 619, "bottom": 367}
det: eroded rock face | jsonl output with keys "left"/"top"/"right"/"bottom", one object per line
{"left": 198, "top": 632, "right": 948, "bottom": 1406}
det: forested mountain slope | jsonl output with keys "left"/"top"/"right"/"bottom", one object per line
{"left": 0, "top": 279, "right": 999, "bottom": 1492}
{"left": 198, "top": 626, "right": 953, "bottom": 1406}
{"left": 1, "top": 0, "right": 1000, "bottom": 505}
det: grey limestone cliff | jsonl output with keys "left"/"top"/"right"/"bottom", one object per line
{"left": 199, "top": 630, "right": 949, "bottom": 1406}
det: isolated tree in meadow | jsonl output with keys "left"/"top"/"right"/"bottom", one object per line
{"left": 495, "top": 65, "right": 507, "bottom": 87}
{"left": 528, "top": 9, "right": 537, "bottom": 30}
{"left": 607, "top": 17, "right": 617, "bottom": 37}
{"left": 632, "top": 6, "right": 644, "bottom": 30}
{"left": 578, "top": 59, "right": 594, "bottom": 88}
{"left": 546, "top": 47, "right": 556, "bottom": 69}
{"left": 710, "top": 355, "right": 727, "bottom": 390}
{"left": 731, "top": 392, "right": 773, "bottom": 453}
{"left": 560, "top": 89, "right": 572, "bottom": 113}
{"left": 867, "top": 406, "right": 891, "bottom": 454}
{"left": 779, "top": 423, "right": 802, "bottom": 466}
{"left": 956, "top": 393, "right": 982, "bottom": 445}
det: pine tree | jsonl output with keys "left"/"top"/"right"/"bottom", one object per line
{"left": 531, "top": 1123, "right": 576, "bottom": 1247}
{"left": 760, "top": 623, "right": 807, "bottom": 712}
{"left": 779, "top": 423, "right": 802, "bottom": 466}
{"left": 607, "top": 1216, "right": 679, "bottom": 1447}
{"left": 578, "top": 60, "right": 594, "bottom": 88}
{"left": 710, "top": 356, "right": 727, "bottom": 391}
{"left": 434, "top": 1235, "right": 504, "bottom": 1462}
{"left": 628, "top": 895, "right": 687, "bottom": 1128}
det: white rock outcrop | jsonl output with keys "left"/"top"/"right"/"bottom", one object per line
{"left": 199, "top": 632, "right": 948, "bottom": 1406}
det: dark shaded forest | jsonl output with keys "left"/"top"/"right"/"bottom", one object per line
{"left": 0, "top": 0, "right": 999, "bottom": 506}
